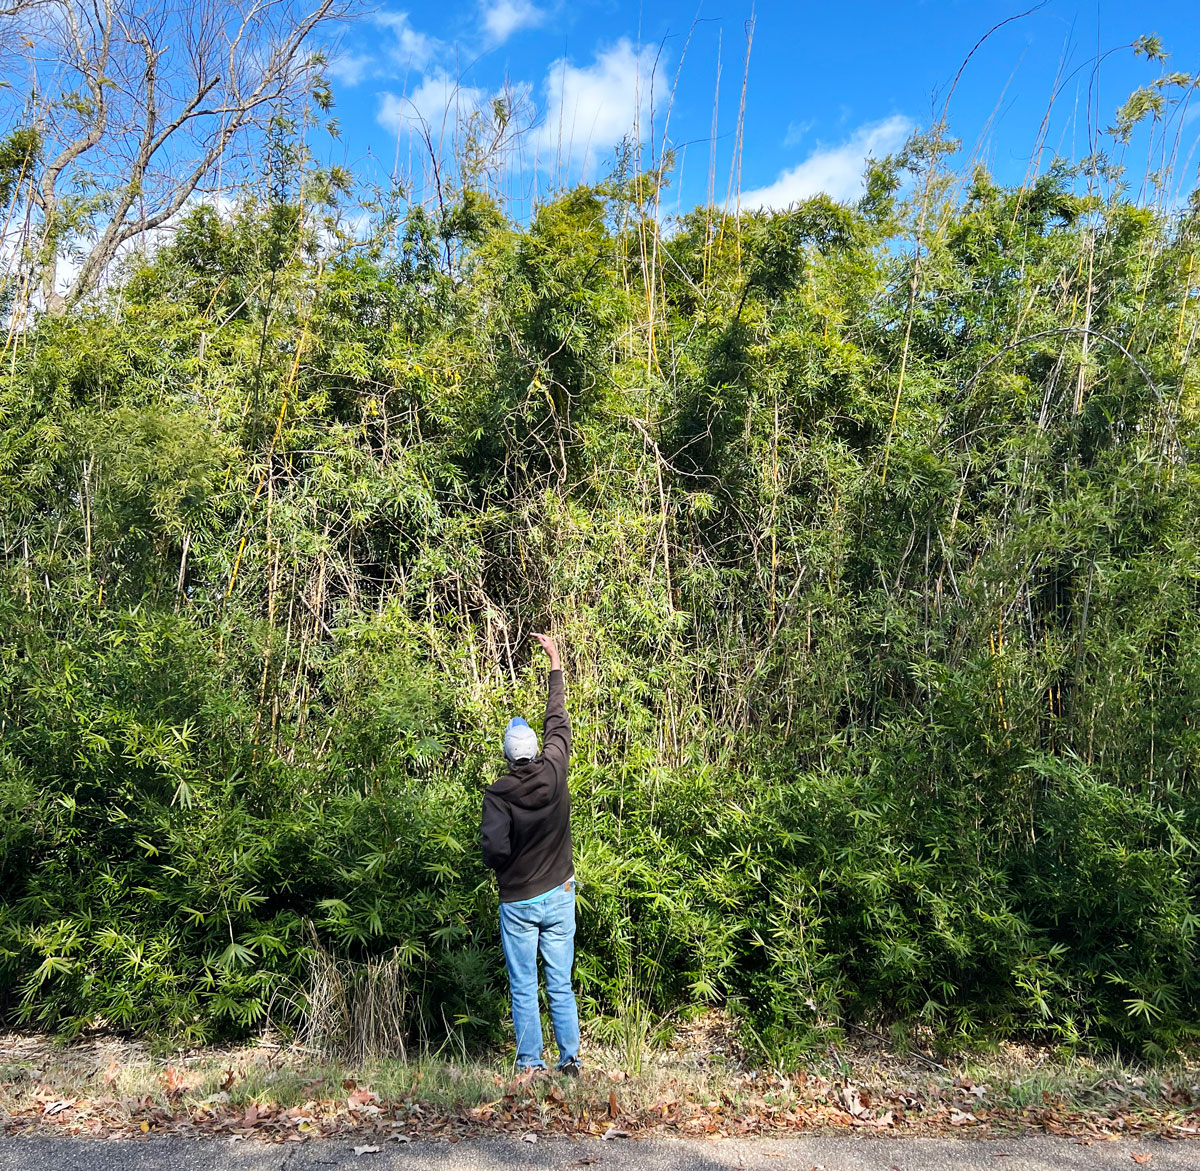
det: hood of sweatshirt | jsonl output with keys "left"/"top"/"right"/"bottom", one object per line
{"left": 489, "top": 756, "right": 555, "bottom": 810}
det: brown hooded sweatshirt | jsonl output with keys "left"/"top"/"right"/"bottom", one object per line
{"left": 480, "top": 669, "right": 572, "bottom": 903}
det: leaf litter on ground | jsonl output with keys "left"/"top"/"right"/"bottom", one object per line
{"left": 1, "top": 1029, "right": 1199, "bottom": 1146}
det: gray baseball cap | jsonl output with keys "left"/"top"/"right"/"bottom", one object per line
{"left": 504, "top": 716, "right": 538, "bottom": 763}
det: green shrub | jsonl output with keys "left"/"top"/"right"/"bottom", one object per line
{"left": 2, "top": 118, "right": 1199, "bottom": 1055}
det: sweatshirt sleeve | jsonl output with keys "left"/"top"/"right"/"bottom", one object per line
{"left": 541, "top": 667, "right": 571, "bottom": 772}
{"left": 480, "top": 792, "right": 512, "bottom": 870}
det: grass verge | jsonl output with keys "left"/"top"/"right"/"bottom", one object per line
{"left": 1, "top": 1023, "right": 1198, "bottom": 1143}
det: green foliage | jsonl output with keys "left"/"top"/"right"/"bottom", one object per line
{"left": 0, "top": 126, "right": 39, "bottom": 206}
{"left": 1, "top": 108, "right": 1199, "bottom": 1060}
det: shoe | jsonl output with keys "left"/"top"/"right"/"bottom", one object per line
{"left": 557, "top": 1057, "right": 582, "bottom": 1078}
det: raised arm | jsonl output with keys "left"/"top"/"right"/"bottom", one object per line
{"left": 532, "top": 632, "right": 570, "bottom": 768}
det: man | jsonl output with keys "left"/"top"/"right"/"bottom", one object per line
{"left": 480, "top": 631, "right": 582, "bottom": 1077}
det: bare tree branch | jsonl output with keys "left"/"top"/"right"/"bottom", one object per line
{"left": 0, "top": 0, "right": 350, "bottom": 312}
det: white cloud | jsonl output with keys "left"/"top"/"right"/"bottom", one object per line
{"left": 782, "top": 118, "right": 815, "bottom": 149}
{"left": 482, "top": 0, "right": 544, "bottom": 45}
{"left": 374, "top": 10, "right": 440, "bottom": 72}
{"left": 740, "top": 115, "right": 913, "bottom": 210}
{"left": 377, "top": 71, "right": 488, "bottom": 138}
{"left": 322, "top": 11, "right": 440, "bottom": 91}
{"left": 534, "top": 39, "right": 668, "bottom": 175}
{"left": 326, "top": 50, "right": 375, "bottom": 88}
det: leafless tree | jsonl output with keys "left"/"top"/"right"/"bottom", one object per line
{"left": 0, "top": 0, "right": 351, "bottom": 313}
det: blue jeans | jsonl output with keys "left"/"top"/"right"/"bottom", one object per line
{"left": 498, "top": 883, "right": 580, "bottom": 1069}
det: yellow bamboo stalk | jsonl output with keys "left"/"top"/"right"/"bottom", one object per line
{"left": 225, "top": 318, "right": 310, "bottom": 599}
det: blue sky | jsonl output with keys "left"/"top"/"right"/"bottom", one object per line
{"left": 315, "top": 0, "right": 1200, "bottom": 216}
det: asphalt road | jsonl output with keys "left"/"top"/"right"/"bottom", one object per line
{"left": 0, "top": 1135, "right": 1194, "bottom": 1171}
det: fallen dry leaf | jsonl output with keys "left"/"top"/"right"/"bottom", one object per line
{"left": 842, "top": 1087, "right": 870, "bottom": 1118}
{"left": 1130, "top": 1156, "right": 1152, "bottom": 1166}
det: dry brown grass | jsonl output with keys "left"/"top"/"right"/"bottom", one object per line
{"left": 2, "top": 1015, "right": 1198, "bottom": 1127}
{"left": 296, "top": 938, "right": 413, "bottom": 1064}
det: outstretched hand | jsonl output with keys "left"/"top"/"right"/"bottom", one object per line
{"left": 532, "top": 632, "right": 561, "bottom": 670}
